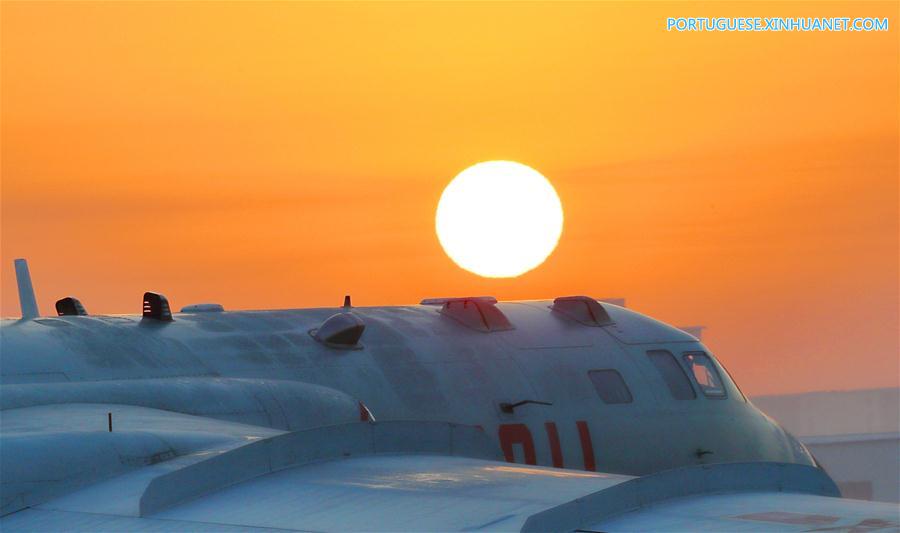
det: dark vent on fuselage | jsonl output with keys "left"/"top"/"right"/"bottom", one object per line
{"left": 423, "top": 296, "right": 513, "bottom": 333}
{"left": 311, "top": 312, "right": 365, "bottom": 349}
{"left": 55, "top": 297, "right": 87, "bottom": 316}
{"left": 142, "top": 292, "right": 173, "bottom": 322}
{"left": 550, "top": 295, "right": 613, "bottom": 327}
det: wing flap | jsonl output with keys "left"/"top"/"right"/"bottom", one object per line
{"left": 521, "top": 462, "right": 839, "bottom": 532}
{"left": 139, "top": 420, "right": 502, "bottom": 516}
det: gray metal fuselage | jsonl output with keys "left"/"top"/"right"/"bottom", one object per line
{"left": 0, "top": 300, "right": 813, "bottom": 476}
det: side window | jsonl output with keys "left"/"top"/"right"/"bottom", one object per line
{"left": 588, "top": 369, "right": 633, "bottom": 404}
{"left": 647, "top": 350, "right": 696, "bottom": 400}
{"left": 683, "top": 352, "right": 727, "bottom": 398}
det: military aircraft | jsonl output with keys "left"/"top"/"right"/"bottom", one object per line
{"left": 1, "top": 259, "right": 897, "bottom": 531}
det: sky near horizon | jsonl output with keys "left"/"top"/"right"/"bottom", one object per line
{"left": 1, "top": 2, "right": 897, "bottom": 395}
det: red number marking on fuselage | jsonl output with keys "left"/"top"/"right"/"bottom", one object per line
{"left": 498, "top": 421, "right": 596, "bottom": 470}
{"left": 544, "top": 422, "right": 564, "bottom": 468}
{"left": 498, "top": 423, "right": 537, "bottom": 464}
{"left": 576, "top": 420, "right": 596, "bottom": 471}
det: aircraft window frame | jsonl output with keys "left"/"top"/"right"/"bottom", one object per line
{"left": 682, "top": 352, "right": 728, "bottom": 399}
{"left": 587, "top": 369, "right": 634, "bottom": 405}
{"left": 646, "top": 349, "right": 696, "bottom": 400}
{"left": 718, "top": 359, "right": 747, "bottom": 402}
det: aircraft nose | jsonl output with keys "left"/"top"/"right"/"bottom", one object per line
{"left": 784, "top": 430, "right": 817, "bottom": 466}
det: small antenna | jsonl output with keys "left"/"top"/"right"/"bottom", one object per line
{"left": 13, "top": 259, "right": 39, "bottom": 319}
{"left": 343, "top": 295, "right": 351, "bottom": 309}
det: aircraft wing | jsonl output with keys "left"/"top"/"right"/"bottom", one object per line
{"left": 1, "top": 406, "right": 897, "bottom": 532}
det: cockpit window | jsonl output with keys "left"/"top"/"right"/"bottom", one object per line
{"left": 647, "top": 350, "right": 696, "bottom": 400}
{"left": 588, "top": 369, "right": 633, "bottom": 404}
{"left": 718, "top": 360, "right": 747, "bottom": 402}
{"left": 682, "top": 352, "right": 726, "bottom": 398}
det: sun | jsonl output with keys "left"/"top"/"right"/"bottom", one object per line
{"left": 436, "top": 161, "right": 564, "bottom": 278}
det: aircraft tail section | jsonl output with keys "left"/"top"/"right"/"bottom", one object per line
{"left": 13, "top": 259, "right": 39, "bottom": 319}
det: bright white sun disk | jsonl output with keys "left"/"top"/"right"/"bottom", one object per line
{"left": 436, "top": 161, "right": 563, "bottom": 278}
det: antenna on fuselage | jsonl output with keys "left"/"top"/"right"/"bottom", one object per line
{"left": 13, "top": 259, "right": 39, "bottom": 319}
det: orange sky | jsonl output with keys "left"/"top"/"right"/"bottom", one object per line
{"left": 2, "top": 2, "right": 897, "bottom": 395}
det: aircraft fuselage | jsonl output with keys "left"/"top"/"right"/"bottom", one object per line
{"left": 0, "top": 298, "right": 814, "bottom": 476}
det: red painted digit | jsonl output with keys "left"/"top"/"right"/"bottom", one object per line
{"left": 498, "top": 423, "right": 537, "bottom": 465}
{"left": 576, "top": 420, "right": 596, "bottom": 471}
{"left": 544, "top": 422, "right": 564, "bottom": 468}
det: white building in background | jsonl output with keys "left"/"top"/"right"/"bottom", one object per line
{"left": 752, "top": 388, "right": 900, "bottom": 503}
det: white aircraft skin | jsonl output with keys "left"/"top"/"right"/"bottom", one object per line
{"left": 1, "top": 261, "right": 897, "bottom": 531}
{"left": 1, "top": 297, "right": 810, "bottom": 473}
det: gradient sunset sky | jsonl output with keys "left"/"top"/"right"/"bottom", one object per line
{"left": 2, "top": 2, "right": 897, "bottom": 395}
